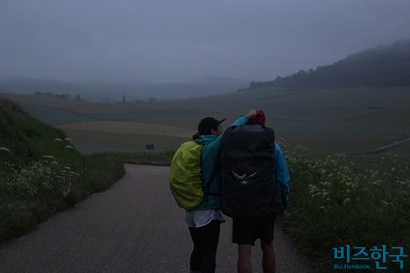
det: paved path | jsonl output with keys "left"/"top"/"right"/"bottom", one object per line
{"left": 0, "top": 165, "right": 312, "bottom": 273}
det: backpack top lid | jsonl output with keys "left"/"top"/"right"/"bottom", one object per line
{"left": 221, "top": 125, "right": 275, "bottom": 161}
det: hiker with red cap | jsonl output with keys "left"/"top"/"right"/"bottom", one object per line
{"left": 220, "top": 109, "right": 290, "bottom": 273}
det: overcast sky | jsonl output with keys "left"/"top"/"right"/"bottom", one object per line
{"left": 1, "top": 0, "right": 409, "bottom": 84}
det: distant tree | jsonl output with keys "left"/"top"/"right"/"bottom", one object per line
{"left": 122, "top": 95, "right": 127, "bottom": 103}
{"left": 56, "top": 94, "right": 67, "bottom": 99}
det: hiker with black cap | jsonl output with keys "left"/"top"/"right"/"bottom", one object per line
{"left": 185, "top": 109, "right": 257, "bottom": 273}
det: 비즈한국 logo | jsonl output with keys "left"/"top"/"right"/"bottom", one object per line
{"left": 332, "top": 245, "right": 408, "bottom": 270}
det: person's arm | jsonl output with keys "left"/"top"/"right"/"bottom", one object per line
{"left": 229, "top": 109, "right": 256, "bottom": 128}
{"left": 205, "top": 109, "right": 257, "bottom": 158}
{"left": 274, "top": 143, "right": 290, "bottom": 200}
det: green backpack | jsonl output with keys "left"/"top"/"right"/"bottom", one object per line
{"left": 169, "top": 141, "right": 204, "bottom": 210}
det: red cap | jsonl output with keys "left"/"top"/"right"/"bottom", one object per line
{"left": 247, "top": 110, "right": 265, "bottom": 126}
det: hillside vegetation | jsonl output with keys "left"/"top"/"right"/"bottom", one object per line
{"left": 0, "top": 97, "right": 79, "bottom": 170}
{"left": 248, "top": 39, "right": 410, "bottom": 89}
{"left": 0, "top": 97, "right": 173, "bottom": 245}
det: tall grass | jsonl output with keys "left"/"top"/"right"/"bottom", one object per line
{"left": 280, "top": 145, "right": 410, "bottom": 272}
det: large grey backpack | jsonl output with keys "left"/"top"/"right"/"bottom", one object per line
{"left": 220, "top": 125, "right": 284, "bottom": 221}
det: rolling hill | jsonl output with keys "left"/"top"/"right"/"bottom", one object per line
{"left": 246, "top": 39, "right": 410, "bottom": 90}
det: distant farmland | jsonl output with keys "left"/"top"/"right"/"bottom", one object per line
{"left": 4, "top": 86, "right": 410, "bottom": 155}
{"left": 57, "top": 121, "right": 194, "bottom": 152}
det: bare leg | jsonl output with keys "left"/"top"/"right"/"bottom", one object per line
{"left": 237, "top": 244, "right": 253, "bottom": 273}
{"left": 260, "top": 241, "right": 275, "bottom": 273}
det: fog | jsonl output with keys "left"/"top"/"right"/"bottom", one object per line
{"left": 1, "top": 0, "right": 409, "bottom": 84}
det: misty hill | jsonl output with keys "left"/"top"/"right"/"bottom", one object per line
{"left": 0, "top": 77, "right": 248, "bottom": 102}
{"left": 247, "top": 40, "right": 410, "bottom": 90}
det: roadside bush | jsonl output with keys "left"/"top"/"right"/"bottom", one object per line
{"left": 280, "top": 147, "right": 410, "bottom": 272}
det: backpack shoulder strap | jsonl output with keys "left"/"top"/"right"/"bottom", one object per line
{"left": 200, "top": 143, "right": 222, "bottom": 200}
{"left": 203, "top": 161, "right": 221, "bottom": 199}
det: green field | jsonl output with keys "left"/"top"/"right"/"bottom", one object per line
{"left": 4, "top": 86, "right": 410, "bottom": 156}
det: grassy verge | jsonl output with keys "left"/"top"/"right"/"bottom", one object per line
{"left": 279, "top": 145, "right": 410, "bottom": 272}
{"left": 0, "top": 150, "right": 173, "bottom": 245}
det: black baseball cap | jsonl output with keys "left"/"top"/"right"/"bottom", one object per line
{"left": 198, "top": 117, "right": 226, "bottom": 135}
